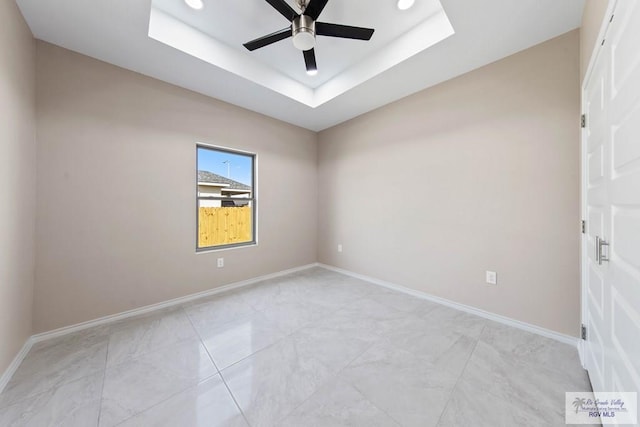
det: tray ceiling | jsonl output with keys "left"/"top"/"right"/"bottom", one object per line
{"left": 17, "top": 0, "right": 585, "bottom": 131}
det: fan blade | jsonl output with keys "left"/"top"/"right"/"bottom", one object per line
{"left": 303, "top": 49, "right": 317, "bottom": 74}
{"left": 265, "top": 0, "right": 298, "bottom": 21}
{"left": 304, "top": 0, "right": 329, "bottom": 21}
{"left": 243, "top": 27, "right": 292, "bottom": 51}
{"left": 316, "top": 22, "right": 374, "bottom": 40}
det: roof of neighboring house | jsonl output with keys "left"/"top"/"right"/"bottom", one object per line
{"left": 197, "top": 170, "right": 251, "bottom": 191}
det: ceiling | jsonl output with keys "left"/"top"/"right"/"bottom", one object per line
{"left": 147, "top": 0, "right": 453, "bottom": 107}
{"left": 152, "top": 0, "right": 450, "bottom": 89}
{"left": 17, "top": 0, "right": 585, "bottom": 131}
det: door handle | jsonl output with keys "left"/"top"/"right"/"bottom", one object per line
{"left": 595, "top": 236, "right": 610, "bottom": 265}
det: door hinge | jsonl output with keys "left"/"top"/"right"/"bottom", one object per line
{"left": 581, "top": 324, "right": 587, "bottom": 340}
{"left": 581, "top": 114, "right": 586, "bottom": 128}
{"left": 581, "top": 220, "right": 586, "bottom": 234}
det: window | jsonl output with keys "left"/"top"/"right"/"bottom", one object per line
{"left": 196, "top": 144, "right": 255, "bottom": 251}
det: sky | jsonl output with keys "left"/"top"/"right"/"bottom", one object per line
{"left": 198, "top": 147, "right": 253, "bottom": 186}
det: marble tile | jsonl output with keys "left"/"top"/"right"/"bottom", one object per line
{"left": 437, "top": 379, "right": 544, "bottom": 427}
{"left": 233, "top": 283, "right": 279, "bottom": 311}
{"left": 184, "top": 293, "right": 257, "bottom": 332}
{"left": 310, "top": 303, "right": 397, "bottom": 344}
{"left": 369, "top": 288, "right": 440, "bottom": 314}
{"left": 221, "top": 335, "right": 334, "bottom": 427}
{"left": 0, "top": 328, "right": 108, "bottom": 407}
{"left": 280, "top": 378, "right": 401, "bottom": 427}
{"left": 259, "top": 299, "right": 333, "bottom": 335}
{"left": 328, "top": 275, "right": 380, "bottom": 294}
{"left": 285, "top": 267, "right": 358, "bottom": 288}
{"left": 238, "top": 278, "right": 320, "bottom": 312}
{"left": 417, "top": 305, "right": 487, "bottom": 339}
{"left": 298, "top": 286, "right": 359, "bottom": 311}
{"left": 458, "top": 340, "right": 592, "bottom": 426}
{"left": 336, "top": 297, "right": 415, "bottom": 336}
{"left": 292, "top": 266, "right": 344, "bottom": 281}
{"left": 303, "top": 278, "right": 376, "bottom": 310}
{"left": 383, "top": 314, "right": 478, "bottom": 378}
{"left": 237, "top": 270, "right": 371, "bottom": 314}
{"left": 0, "top": 373, "right": 103, "bottom": 427}
{"left": 288, "top": 321, "right": 376, "bottom": 373}
{"left": 118, "top": 375, "right": 247, "bottom": 427}
{"left": 0, "top": 268, "right": 594, "bottom": 427}
{"left": 342, "top": 343, "right": 458, "bottom": 427}
{"left": 479, "top": 321, "right": 587, "bottom": 385}
{"left": 99, "top": 338, "right": 217, "bottom": 426}
{"left": 106, "top": 307, "right": 197, "bottom": 366}
{"left": 199, "top": 311, "right": 286, "bottom": 370}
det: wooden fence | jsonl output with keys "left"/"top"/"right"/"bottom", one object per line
{"left": 198, "top": 206, "right": 252, "bottom": 247}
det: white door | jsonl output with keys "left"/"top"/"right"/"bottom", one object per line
{"left": 583, "top": 0, "right": 640, "bottom": 415}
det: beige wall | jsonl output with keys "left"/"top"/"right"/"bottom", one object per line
{"left": 10, "top": 22, "right": 583, "bottom": 338}
{"left": 0, "top": 1, "right": 37, "bottom": 373}
{"left": 580, "top": 0, "right": 610, "bottom": 81}
{"left": 34, "top": 42, "right": 317, "bottom": 332}
{"left": 318, "top": 30, "right": 581, "bottom": 336}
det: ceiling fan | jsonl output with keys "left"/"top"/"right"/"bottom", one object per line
{"left": 243, "top": 0, "right": 375, "bottom": 75}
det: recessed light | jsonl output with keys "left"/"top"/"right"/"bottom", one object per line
{"left": 397, "top": 0, "right": 415, "bottom": 10}
{"left": 185, "top": 0, "right": 204, "bottom": 10}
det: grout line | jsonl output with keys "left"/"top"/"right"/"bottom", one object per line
{"left": 109, "top": 378, "right": 218, "bottom": 426}
{"left": 434, "top": 323, "right": 486, "bottom": 427}
{"left": 342, "top": 367, "right": 405, "bottom": 427}
{"left": 216, "top": 274, "right": 378, "bottom": 425}
{"left": 182, "top": 305, "right": 220, "bottom": 374}
{"left": 95, "top": 322, "right": 214, "bottom": 426}
{"left": 182, "top": 305, "right": 252, "bottom": 426}
{"left": 270, "top": 275, "right": 397, "bottom": 425}
{"left": 0, "top": 334, "right": 113, "bottom": 411}
{"left": 218, "top": 371, "right": 252, "bottom": 427}
{"left": 272, "top": 375, "right": 333, "bottom": 425}
{"left": 100, "top": 308, "right": 223, "bottom": 425}
{"left": 203, "top": 316, "right": 328, "bottom": 375}
{"left": 96, "top": 336, "right": 110, "bottom": 426}
{"left": 330, "top": 333, "right": 409, "bottom": 427}
{"left": 337, "top": 340, "right": 377, "bottom": 375}
{"left": 270, "top": 314, "right": 380, "bottom": 423}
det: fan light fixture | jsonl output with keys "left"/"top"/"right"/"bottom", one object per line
{"left": 185, "top": 0, "right": 204, "bottom": 10}
{"left": 397, "top": 0, "right": 415, "bottom": 10}
{"left": 242, "top": 0, "right": 375, "bottom": 75}
{"left": 292, "top": 15, "right": 316, "bottom": 51}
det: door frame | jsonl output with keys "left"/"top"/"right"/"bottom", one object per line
{"left": 579, "top": 0, "right": 617, "bottom": 369}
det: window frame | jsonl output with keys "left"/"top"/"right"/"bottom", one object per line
{"left": 196, "top": 143, "right": 257, "bottom": 252}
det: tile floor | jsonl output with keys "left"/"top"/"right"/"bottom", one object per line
{"left": 0, "top": 267, "right": 595, "bottom": 426}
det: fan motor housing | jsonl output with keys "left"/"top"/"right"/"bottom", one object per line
{"left": 292, "top": 14, "right": 316, "bottom": 50}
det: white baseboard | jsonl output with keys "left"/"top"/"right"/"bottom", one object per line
{"left": 319, "top": 263, "right": 580, "bottom": 348}
{"left": 31, "top": 263, "right": 319, "bottom": 344}
{"left": 0, "top": 337, "right": 35, "bottom": 395}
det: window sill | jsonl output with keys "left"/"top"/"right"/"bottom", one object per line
{"left": 195, "top": 242, "right": 257, "bottom": 254}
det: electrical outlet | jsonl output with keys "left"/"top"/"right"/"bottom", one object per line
{"left": 486, "top": 271, "right": 497, "bottom": 285}
{"left": 338, "top": 244, "right": 343, "bottom": 253}
{"left": 217, "top": 258, "right": 224, "bottom": 268}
